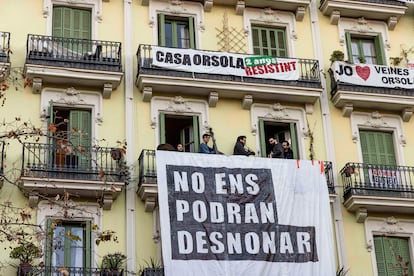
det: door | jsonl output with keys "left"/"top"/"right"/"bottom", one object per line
{"left": 259, "top": 119, "right": 298, "bottom": 158}
{"left": 159, "top": 113, "right": 200, "bottom": 152}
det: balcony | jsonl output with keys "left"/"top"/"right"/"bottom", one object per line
{"left": 139, "top": 0, "right": 310, "bottom": 20}
{"left": 24, "top": 34, "right": 123, "bottom": 99}
{"left": 319, "top": 0, "right": 407, "bottom": 29}
{"left": 0, "top": 31, "right": 11, "bottom": 83}
{"left": 136, "top": 45, "right": 322, "bottom": 110}
{"left": 137, "top": 149, "right": 335, "bottom": 212}
{"left": 18, "top": 266, "right": 124, "bottom": 275}
{"left": 20, "top": 142, "right": 127, "bottom": 210}
{"left": 341, "top": 162, "right": 414, "bottom": 222}
{"left": 329, "top": 64, "right": 414, "bottom": 121}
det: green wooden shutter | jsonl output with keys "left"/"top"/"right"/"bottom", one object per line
{"left": 345, "top": 32, "right": 354, "bottom": 63}
{"left": 69, "top": 110, "right": 91, "bottom": 168}
{"left": 258, "top": 119, "right": 266, "bottom": 157}
{"left": 192, "top": 115, "right": 199, "bottom": 153}
{"left": 159, "top": 112, "right": 166, "bottom": 144}
{"left": 374, "top": 236, "right": 413, "bottom": 276}
{"left": 45, "top": 218, "right": 53, "bottom": 268}
{"left": 52, "top": 7, "right": 64, "bottom": 37}
{"left": 252, "top": 26, "right": 286, "bottom": 57}
{"left": 375, "top": 33, "right": 386, "bottom": 65}
{"left": 188, "top": 16, "right": 195, "bottom": 49}
{"left": 84, "top": 221, "right": 92, "bottom": 272}
{"left": 158, "top": 14, "right": 166, "bottom": 46}
{"left": 360, "top": 131, "right": 396, "bottom": 166}
{"left": 289, "top": 122, "right": 298, "bottom": 159}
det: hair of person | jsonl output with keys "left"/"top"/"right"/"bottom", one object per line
{"left": 202, "top": 133, "right": 211, "bottom": 138}
{"left": 282, "top": 140, "right": 290, "bottom": 146}
{"left": 156, "top": 143, "right": 176, "bottom": 151}
{"left": 237, "top": 135, "right": 246, "bottom": 141}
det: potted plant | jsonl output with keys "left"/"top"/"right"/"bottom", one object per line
{"left": 9, "top": 242, "right": 42, "bottom": 276}
{"left": 100, "top": 252, "right": 127, "bottom": 276}
{"left": 329, "top": 50, "right": 345, "bottom": 64}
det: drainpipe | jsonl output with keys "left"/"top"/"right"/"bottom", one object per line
{"left": 124, "top": 0, "right": 136, "bottom": 273}
{"left": 308, "top": 0, "right": 348, "bottom": 271}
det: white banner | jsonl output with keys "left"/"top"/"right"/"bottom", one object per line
{"left": 157, "top": 151, "right": 335, "bottom": 276}
{"left": 332, "top": 61, "right": 414, "bottom": 89}
{"left": 151, "top": 46, "right": 300, "bottom": 81}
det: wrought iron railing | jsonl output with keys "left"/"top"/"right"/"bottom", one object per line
{"left": 138, "top": 149, "right": 335, "bottom": 193}
{"left": 0, "top": 31, "right": 10, "bottom": 63}
{"left": 320, "top": 0, "right": 407, "bottom": 7}
{"left": 137, "top": 44, "right": 321, "bottom": 85}
{"left": 341, "top": 162, "right": 414, "bottom": 200}
{"left": 26, "top": 34, "right": 122, "bottom": 72}
{"left": 0, "top": 141, "right": 4, "bottom": 177}
{"left": 18, "top": 266, "right": 125, "bottom": 275}
{"left": 140, "top": 267, "right": 164, "bottom": 276}
{"left": 21, "top": 142, "right": 127, "bottom": 182}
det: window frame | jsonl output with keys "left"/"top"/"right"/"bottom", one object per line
{"left": 45, "top": 219, "right": 92, "bottom": 269}
{"left": 345, "top": 32, "right": 386, "bottom": 65}
{"left": 251, "top": 25, "right": 287, "bottom": 57}
{"left": 158, "top": 14, "right": 195, "bottom": 49}
{"left": 364, "top": 217, "right": 414, "bottom": 276}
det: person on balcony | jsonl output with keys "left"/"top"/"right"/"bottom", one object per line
{"left": 177, "top": 143, "right": 184, "bottom": 152}
{"left": 268, "top": 137, "right": 283, "bottom": 158}
{"left": 233, "top": 135, "right": 255, "bottom": 156}
{"left": 199, "top": 134, "right": 215, "bottom": 154}
{"left": 282, "top": 140, "right": 294, "bottom": 159}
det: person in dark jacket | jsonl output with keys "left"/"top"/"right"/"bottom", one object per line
{"left": 268, "top": 137, "right": 283, "bottom": 158}
{"left": 199, "top": 133, "right": 215, "bottom": 154}
{"left": 233, "top": 135, "right": 255, "bottom": 156}
{"left": 282, "top": 140, "right": 294, "bottom": 159}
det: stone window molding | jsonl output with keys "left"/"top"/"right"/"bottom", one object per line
{"left": 338, "top": 17, "right": 390, "bottom": 62}
{"left": 244, "top": 7, "right": 297, "bottom": 56}
{"left": 37, "top": 200, "right": 102, "bottom": 265}
{"left": 148, "top": 0, "right": 205, "bottom": 47}
{"left": 43, "top": 0, "right": 103, "bottom": 39}
{"left": 364, "top": 217, "right": 414, "bottom": 275}
{"left": 350, "top": 111, "right": 406, "bottom": 165}
{"left": 250, "top": 103, "right": 308, "bottom": 158}
{"left": 150, "top": 96, "right": 209, "bottom": 145}
{"left": 40, "top": 87, "right": 103, "bottom": 143}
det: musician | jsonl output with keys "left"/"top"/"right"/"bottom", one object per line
{"left": 199, "top": 133, "right": 215, "bottom": 154}
{"left": 233, "top": 135, "right": 255, "bottom": 156}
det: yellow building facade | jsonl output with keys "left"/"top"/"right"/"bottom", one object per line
{"left": 0, "top": 0, "right": 413, "bottom": 275}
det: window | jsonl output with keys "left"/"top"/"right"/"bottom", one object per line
{"left": 258, "top": 120, "right": 298, "bottom": 158}
{"left": 345, "top": 32, "right": 385, "bottom": 65}
{"left": 374, "top": 236, "right": 413, "bottom": 276}
{"left": 45, "top": 219, "right": 92, "bottom": 269}
{"left": 52, "top": 6, "right": 91, "bottom": 40}
{"left": 49, "top": 104, "right": 92, "bottom": 169}
{"left": 159, "top": 113, "right": 199, "bottom": 153}
{"left": 252, "top": 26, "right": 287, "bottom": 57}
{"left": 359, "top": 130, "right": 396, "bottom": 166}
{"left": 158, "top": 14, "right": 195, "bottom": 48}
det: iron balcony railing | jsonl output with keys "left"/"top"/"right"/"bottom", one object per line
{"left": 18, "top": 266, "right": 125, "bottom": 276}
{"left": 26, "top": 34, "right": 122, "bottom": 72}
{"left": 138, "top": 149, "right": 335, "bottom": 193}
{"left": 341, "top": 162, "right": 414, "bottom": 200}
{"left": 137, "top": 44, "right": 321, "bottom": 86}
{"left": 140, "top": 268, "right": 164, "bottom": 276}
{"left": 21, "top": 142, "right": 126, "bottom": 182}
{"left": 0, "top": 31, "right": 10, "bottom": 63}
{"left": 0, "top": 141, "right": 4, "bottom": 176}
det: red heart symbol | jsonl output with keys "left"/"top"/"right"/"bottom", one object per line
{"left": 356, "top": 65, "right": 370, "bottom": 81}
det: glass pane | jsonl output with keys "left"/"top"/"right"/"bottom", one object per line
{"left": 261, "top": 30, "right": 268, "bottom": 48}
{"left": 52, "top": 226, "right": 66, "bottom": 267}
{"left": 269, "top": 31, "right": 276, "bottom": 48}
{"left": 362, "top": 41, "right": 376, "bottom": 64}
{"left": 177, "top": 23, "right": 190, "bottom": 48}
{"left": 70, "top": 227, "right": 84, "bottom": 267}
{"left": 351, "top": 41, "right": 360, "bottom": 63}
{"left": 252, "top": 29, "right": 259, "bottom": 48}
{"left": 165, "top": 22, "right": 172, "bottom": 47}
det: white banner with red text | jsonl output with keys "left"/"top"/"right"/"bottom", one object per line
{"left": 332, "top": 61, "right": 414, "bottom": 89}
{"left": 157, "top": 151, "right": 335, "bottom": 276}
{"left": 151, "top": 46, "right": 299, "bottom": 81}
